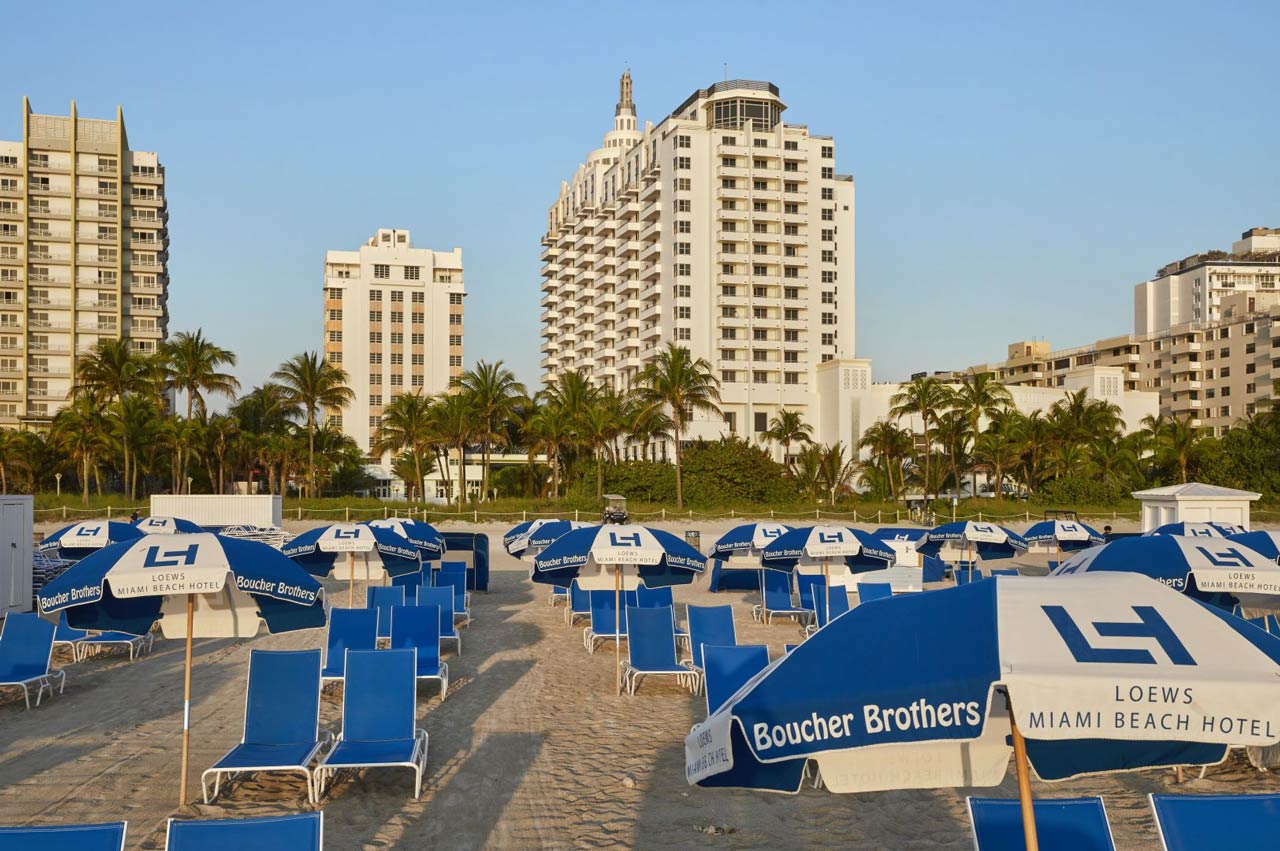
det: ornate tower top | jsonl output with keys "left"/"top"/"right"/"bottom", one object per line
{"left": 616, "top": 70, "right": 635, "bottom": 117}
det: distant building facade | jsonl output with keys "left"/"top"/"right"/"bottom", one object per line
{"left": 323, "top": 229, "right": 464, "bottom": 478}
{"left": 0, "top": 98, "right": 168, "bottom": 427}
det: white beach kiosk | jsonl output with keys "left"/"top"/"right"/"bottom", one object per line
{"left": 1133, "top": 482, "right": 1260, "bottom": 533}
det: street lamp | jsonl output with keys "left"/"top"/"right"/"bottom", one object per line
{"left": 186, "top": 476, "right": 193, "bottom": 495}
{"left": 55, "top": 472, "right": 61, "bottom": 496}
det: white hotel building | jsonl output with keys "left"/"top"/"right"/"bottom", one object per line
{"left": 540, "top": 74, "right": 855, "bottom": 452}
{"left": 323, "top": 229, "right": 464, "bottom": 480}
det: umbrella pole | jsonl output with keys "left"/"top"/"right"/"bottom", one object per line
{"left": 348, "top": 552, "right": 355, "bottom": 607}
{"left": 178, "top": 592, "right": 194, "bottom": 806}
{"left": 1009, "top": 704, "right": 1040, "bottom": 851}
{"left": 615, "top": 565, "right": 622, "bottom": 697}
{"left": 823, "top": 558, "right": 830, "bottom": 628}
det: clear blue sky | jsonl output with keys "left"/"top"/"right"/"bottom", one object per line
{"left": 5, "top": 1, "right": 1277, "bottom": 394}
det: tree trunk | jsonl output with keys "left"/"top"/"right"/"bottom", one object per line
{"left": 674, "top": 424, "right": 684, "bottom": 510}
{"left": 82, "top": 455, "right": 89, "bottom": 506}
{"left": 596, "top": 446, "right": 604, "bottom": 498}
{"left": 456, "top": 442, "right": 466, "bottom": 509}
{"left": 307, "top": 409, "right": 316, "bottom": 500}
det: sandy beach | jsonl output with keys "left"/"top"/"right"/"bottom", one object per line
{"left": 3, "top": 518, "right": 1277, "bottom": 849}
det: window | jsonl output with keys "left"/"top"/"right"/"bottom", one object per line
{"left": 722, "top": 328, "right": 737, "bottom": 340}
{"left": 675, "top": 327, "right": 691, "bottom": 341}
{"left": 1247, "top": 363, "right": 1257, "bottom": 374}
{"left": 676, "top": 242, "right": 691, "bottom": 255}
{"left": 721, "top": 349, "right": 737, "bottom": 360}
{"left": 784, "top": 350, "right": 799, "bottom": 363}
{"left": 412, "top": 292, "right": 424, "bottom": 303}
{"left": 449, "top": 314, "right": 463, "bottom": 325}
{"left": 784, "top": 287, "right": 799, "bottom": 300}
{"left": 674, "top": 156, "right": 691, "bottom": 170}
{"left": 676, "top": 263, "right": 691, "bottom": 276}
{"left": 784, "top": 224, "right": 799, "bottom": 236}
{"left": 390, "top": 312, "right": 403, "bottom": 324}
{"left": 784, "top": 182, "right": 799, "bottom": 193}
{"left": 723, "top": 221, "right": 738, "bottom": 232}
{"left": 753, "top": 180, "right": 768, "bottom": 191}
{"left": 721, "top": 157, "right": 738, "bottom": 167}
{"left": 370, "top": 373, "right": 382, "bottom": 385}
{"left": 404, "top": 266, "right": 420, "bottom": 280}
{"left": 821, "top": 250, "right": 835, "bottom": 263}
{"left": 783, "top": 161, "right": 798, "bottom": 172}
{"left": 821, "top": 145, "right": 834, "bottom": 158}
{"left": 821, "top": 333, "right": 835, "bottom": 346}
{"left": 821, "top": 188, "right": 834, "bottom": 200}
{"left": 389, "top": 374, "right": 403, "bottom": 386}
{"left": 369, "top": 331, "right": 382, "bottom": 344}
{"left": 785, "top": 203, "right": 799, "bottom": 214}
{"left": 821, "top": 229, "right": 835, "bottom": 241}
{"left": 369, "top": 310, "right": 382, "bottom": 323}
{"left": 676, "top": 135, "right": 691, "bottom": 148}
{"left": 784, "top": 308, "right": 800, "bottom": 321}
{"left": 753, "top": 350, "right": 769, "bottom": 362}
{"left": 753, "top": 329, "right": 768, "bottom": 341}
{"left": 412, "top": 312, "right": 424, "bottom": 323}
{"left": 753, "top": 264, "right": 769, "bottom": 276}
{"left": 327, "top": 309, "right": 342, "bottom": 321}
{"left": 449, "top": 293, "right": 464, "bottom": 305}
{"left": 721, "top": 307, "right": 738, "bottom": 318}
{"left": 676, "top": 220, "right": 691, "bottom": 234}
{"left": 754, "top": 412, "right": 768, "bottom": 432}
{"left": 821, "top": 166, "right": 834, "bottom": 179}
{"left": 327, "top": 330, "right": 343, "bottom": 342}
{"left": 721, "top": 135, "right": 737, "bottom": 145}
{"left": 1246, "top": 342, "right": 1256, "bottom": 354}
{"left": 721, "top": 199, "right": 737, "bottom": 210}
{"left": 370, "top": 353, "right": 382, "bottom": 364}
{"left": 327, "top": 288, "right": 343, "bottom": 300}
{"left": 412, "top": 354, "right": 425, "bottom": 365}
{"left": 677, "top": 199, "right": 691, "bottom": 212}
{"left": 753, "top": 244, "right": 768, "bottom": 255}
{"left": 722, "top": 370, "right": 737, "bottom": 383}
{"left": 784, "top": 141, "right": 799, "bottom": 151}
{"left": 753, "top": 307, "right": 768, "bottom": 319}
{"left": 821, "top": 271, "right": 837, "bottom": 283}
{"left": 1247, "top": 382, "right": 1257, "bottom": 393}
{"left": 675, "top": 306, "right": 691, "bottom": 319}
{"left": 390, "top": 290, "right": 404, "bottom": 303}
{"left": 1220, "top": 366, "right": 1231, "bottom": 378}
{"left": 449, "top": 355, "right": 463, "bottom": 368}
{"left": 369, "top": 290, "right": 382, "bottom": 301}
{"left": 785, "top": 372, "right": 800, "bottom": 385}
{"left": 675, "top": 284, "right": 691, "bottom": 297}
{"left": 784, "top": 267, "right": 799, "bottom": 278}
{"left": 676, "top": 178, "right": 691, "bottom": 191}
{"left": 821, "top": 291, "right": 835, "bottom": 304}
{"left": 373, "top": 264, "right": 390, "bottom": 279}
{"left": 412, "top": 375, "right": 424, "bottom": 387}
{"left": 390, "top": 332, "right": 404, "bottom": 344}
{"left": 413, "top": 333, "right": 426, "bottom": 345}
{"left": 1221, "top": 387, "right": 1231, "bottom": 398}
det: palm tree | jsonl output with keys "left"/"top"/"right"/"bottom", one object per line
{"left": 791, "top": 445, "right": 824, "bottom": 501}
{"left": 1157, "top": 415, "right": 1202, "bottom": 483}
{"left": 526, "top": 402, "right": 574, "bottom": 499}
{"left": 973, "top": 430, "right": 1021, "bottom": 501}
{"left": 888, "top": 376, "right": 953, "bottom": 500}
{"left": 272, "top": 352, "right": 354, "bottom": 498}
{"left": 579, "top": 388, "right": 625, "bottom": 498}
{"left": 626, "top": 402, "right": 672, "bottom": 462}
{"left": 857, "top": 420, "right": 913, "bottom": 501}
{"left": 73, "top": 338, "right": 151, "bottom": 402}
{"left": 633, "top": 344, "right": 721, "bottom": 509}
{"left": 52, "top": 400, "right": 107, "bottom": 505}
{"left": 818, "top": 443, "right": 857, "bottom": 504}
{"left": 934, "top": 409, "right": 971, "bottom": 496}
{"left": 373, "top": 392, "right": 434, "bottom": 501}
{"left": 1086, "top": 433, "right": 1141, "bottom": 491}
{"left": 0, "top": 427, "right": 20, "bottom": 494}
{"left": 430, "top": 392, "right": 476, "bottom": 508}
{"left": 162, "top": 329, "right": 240, "bottom": 420}
{"left": 764, "top": 409, "right": 813, "bottom": 468}
{"left": 953, "top": 371, "right": 1012, "bottom": 435}
{"left": 205, "top": 415, "right": 237, "bottom": 495}
{"left": 456, "top": 361, "right": 525, "bottom": 501}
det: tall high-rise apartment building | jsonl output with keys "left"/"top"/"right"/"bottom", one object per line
{"left": 323, "top": 228, "right": 464, "bottom": 465}
{"left": 0, "top": 98, "right": 168, "bottom": 426}
{"left": 539, "top": 74, "right": 855, "bottom": 453}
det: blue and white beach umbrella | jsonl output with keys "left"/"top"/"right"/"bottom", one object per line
{"left": 685, "top": 573, "right": 1280, "bottom": 850}
{"left": 504, "top": 519, "right": 592, "bottom": 558}
{"left": 364, "top": 517, "right": 445, "bottom": 558}
{"left": 1146, "top": 521, "right": 1243, "bottom": 538}
{"left": 917, "top": 521, "right": 1028, "bottom": 564}
{"left": 710, "top": 522, "right": 793, "bottom": 559}
{"left": 1021, "top": 519, "right": 1105, "bottom": 552}
{"left": 1228, "top": 531, "right": 1280, "bottom": 562}
{"left": 37, "top": 520, "right": 144, "bottom": 560}
{"left": 1052, "top": 535, "right": 1280, "bottom": 613}
{"left": 533, "top": 524, "right": 707, "bottom": 695}
{"left": 761, "top": 525, "right": 895, "bottom": 574}
{"left": 38, "top": 533, "right": 326, "bottom": 804}
{"left": 134, "top": 515, "right": 204, "bottom": 535}
{"left": 284, "top": 524, "right": 420, "bottom": 606}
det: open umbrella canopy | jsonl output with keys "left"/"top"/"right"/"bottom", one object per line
{"left": 283, "top": 523, "right": 421, "bottom": 580}
{"left": 1052, "top": 536, "right": 1280, "bottom": 612}
{"left": 504, "top": 519, "right": 593, "bottom": 558}
{"left": 134, "top": 516, "right": 204, "bottom": 534}
{"left": 531, "top": 524, "right": 706, "bottom": 590}
{"left": 761, "top": 525, "right": 896, "bottom": 573}
{"left": 1228, "top": 531, "right": 1280, "bottom": 561}
{"left": 710, "top": 523, "right": 793, "bottom": 559}
{"left": 364, "top": 517, "right": 445, "bottom": 558}
{"left": 1021, "top": 520, "right": 1105, "bottom": 550}
{"left": 37, "top": 532, "right": 325, "bottom": 638}
{"left": 1146, "top": 522, "right": 1243, "bottom": 538}
{"left": 686, "top": 573, "right": 1280, "bottom": 795}
{"left": 37, "top": 521, "right": 145, "bottom": 559}
{"left": 917, "top": 521, "right": 1028, "bottom": 561}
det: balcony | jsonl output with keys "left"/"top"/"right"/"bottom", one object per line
{"left": 78, "top": 253, "right": 119, "bottom": 266}
{"left": 130, "top": 210, "right": 167, "bottom": 225}
{"left": 128, "top": 258, "right": 163, "bottom": 271}
{"left": 128, "top": 192, "right": 163, "bottom": 206}
{"left": 78, "top": 321, "right": 119, "bottom": 333}
{"left": 80, "top": 231, "right": 119, "bottom": 244}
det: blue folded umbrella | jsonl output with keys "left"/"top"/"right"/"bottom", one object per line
{"left": 1022, "top": 520, "right": 1105, "bottom": 551}
{"left": 364, "top": 517, "right": 445, "bottom": 557}
{"left": 710, "top": 523, "right": 793, "bottom": 559}
{"left": 504, "top": 519, "right": 593, "bottom": 558}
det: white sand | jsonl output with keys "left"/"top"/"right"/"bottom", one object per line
{"left": 3, "top": 518, "right": 1276, "bottom": 849}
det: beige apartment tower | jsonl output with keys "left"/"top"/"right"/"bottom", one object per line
{"left": 540, "top": 74, "right": 856, "bottom": 454}
{"left": 0, "top": 98, "right": 168, "bottom": 426}
{"left": 323, "top": 228, "right": 464, "bottom": 466}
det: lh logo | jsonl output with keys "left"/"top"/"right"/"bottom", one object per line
{"left": 1196, "top": 546, "right": 1255, "bottom": 568}
{"left": 817, "top": 531, "right": 845, "bottom": 544}
{"left": 1059, "top": 523, "right": 1080, "bottom": 533}
{"left": 1043, "top": 605, "right": 1196, "bottom": 666}
{"left": 333, "top": 529, "right": 363, "bottom": 539}
{"left": 609, "top": 532, "right": 641, "bottom": 547}
{"left": 973, "top": 524, "right": 996, "bottom": 534}
{"left": 76, "top": 525, "right": 102, "bottom": 537}
{"left": 142, "top": 544, "right": 200, "bottom": 569}
{"left": 761, "top": 528, "right": 782, "bottom": 539}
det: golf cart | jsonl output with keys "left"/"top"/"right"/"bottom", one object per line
{"left": 602, "top": 494, "right": 629, "bottom": 525}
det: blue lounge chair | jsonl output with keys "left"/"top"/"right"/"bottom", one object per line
{"left": 414, "top": 586, "right": 461, "bottom": 655}
{"left": 202, "top": 649, "right": 329, "bottom": 804}
{"left": 80, "top": 628, "right": 154, "bottom": 661}
{"left": 53, "top": 612, "right": 90, "bottom": 661}
{"left": 857, "top": 582, "right": 893, "bottom": 604}
{"left": 966, "top": 796, "right": 1116, "bottom": 851}
{"left": 0, "top": 612, "right": 64, "bottom": 709}
{"left": 990, "top": 568, "right": 1020, "bottom": 577}
{"left": 564, "top": 580, "right": 590, "bottom": 626}
{"left": 636, "top": 586, "right": 688, "bottom": 648}
{"left": 0, "top": 821, "right": 127, "bottom": 850}
{"left": 366, "top": 585, "right": 405, "bottom": 642}
{"left": 1149, "top": 792, "right": 1280, "bottom": 850}
{"left": 796, "top": 573, "right": 825, "bottom": 617}
{"left": 808, "top": 585, "right": 852, "bottom": 634}
{"left": 621, "top": 606, "right": 697, "bottom": 695}
{"left": 437, "top": 560, "right": 471, "bottom": 606}
{"left": 703, "top": 644, "right": 770, "bottom": 715}
{"left": 434, "top": 570, "right": 470, "bottom": 627}
{"left": 684, "top": 604, "right": 736, "bottom": 671}
{"left": 954, "top": 567, "right": 985, "bottom": 586}
{"left": 922, "top": 555, "right": 947, "bottom": 583}
{"left": 751, "top": 570, "right": 808, "bottom": 625}
{"left": 583, "top": 590, "right": 628, "bottom": 654}
{"left": 390, "top": 606, "right": 448, "bottom": 700}
{"left": 316, "top": 649, "right": 428, "bottom": 798}
{"left": 320, "top": 608, "right": 378, "bottom": 684}
{"left": 166, "top": 812, "right": 322, "bottom": 850}
{"left": 549, "top": 585, "right": 569, "bottom": 607}
{"left": 391, "top": 568, "right": 425, "bottom": 595}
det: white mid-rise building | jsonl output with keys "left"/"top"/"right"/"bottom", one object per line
{"left": 323, "top": 228, "right": 464, "bottom": 471}
{"left": 540, "top": 74, "right": 855, "bottom": 454}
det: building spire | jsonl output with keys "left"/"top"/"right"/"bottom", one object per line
{"left": 616, "top": 69, "right": 634, "bottom": 116}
